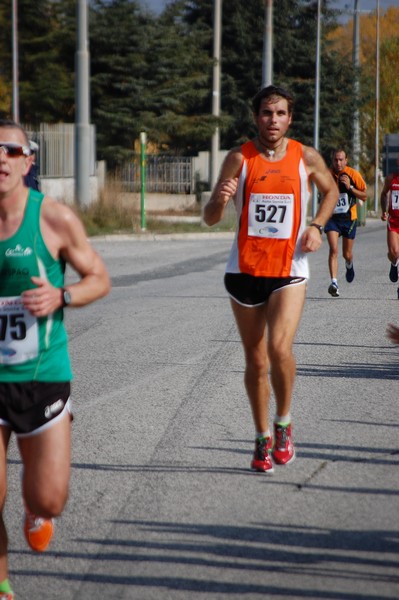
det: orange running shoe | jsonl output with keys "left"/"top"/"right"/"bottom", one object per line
{"left": 0, "top": 593, "right": 14, "bottom": 600}
{"left": 24, "top": 510, "right": 54, "bottom": 552}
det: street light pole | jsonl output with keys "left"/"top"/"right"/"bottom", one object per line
{"left": 374, "top": 0, "right": 380, "bottom": 212}
{"left": 312, "top": 0, "right": 322, "bottom": 217}
{"left": 75, "top": 0, "right": 91, "bottom": 207}
{"left": 140, "top": 132, "right": 147, "bottom": 231}
{"left": 12, "top": 0, "right": 19, "bottom": 122}
{"left": 262, "top": 0, "right": 273, "bottom": 87}
{"left": 352, "top": 0, "right": 360, "bottom": 171}
{"left": 210, "top": 0, "right": 222, "bottom": 190}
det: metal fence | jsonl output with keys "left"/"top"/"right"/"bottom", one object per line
{"left": 118, "top": 155, "right": 194, "bottom": 194}
{"left": 24, "top": 124, "right": 196, "bottom": 194}
{"left": 24, "top": 123, "right": 96, "bottom": 178}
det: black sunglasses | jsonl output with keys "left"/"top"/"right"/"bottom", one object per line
{"left": 0, "top": 143, "right": 31, "bottom": 158}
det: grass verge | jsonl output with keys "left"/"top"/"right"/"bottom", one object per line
{"left": 74, "top": 178, "right": 235, "bottom": 236}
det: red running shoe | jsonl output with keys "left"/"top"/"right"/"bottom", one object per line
{"left": 0, "top": 593, "right": 14, "bottom": 600}
{"left": 251, "top": 436, "right": 274, "bottom": 473}
{"left": 273, "top": 422, "right": 295, "bottom": 465}
{"left": 24, "top": 510, "right": 54, "bottom": 552}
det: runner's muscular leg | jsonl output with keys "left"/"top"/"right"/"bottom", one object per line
{"left": 18, "top": 413, "right": 71, "bottom": 518}
{"left": 0, "top": 426, "right": 12, "bottom": 582}
{"left": 326, "top": 231, "right": 339, "bottom": 279}
{"left": 266, "top": 283, "right": 306, "bottom": 418}
{"left": 387, "top": 230, "right": 399, "bottom": 263}
{"left": 342, "top": 236, "right": 355, "bottom": 263}
{"left": 230, "top": 299, "right": 270, "bottom": 433}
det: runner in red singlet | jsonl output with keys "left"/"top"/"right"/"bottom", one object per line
{"left": 381, "top": 162, "right": 399, "bottom": 283}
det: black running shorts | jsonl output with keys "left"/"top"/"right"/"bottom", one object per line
{"left": 0, "top": 381, "right": 71, "bottom": 436}
{"left": 224, "top": 273, "right": 306, "bottom": 307}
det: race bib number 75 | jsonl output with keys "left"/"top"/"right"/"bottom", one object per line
{"left": 0, "top": 296, "right": 39, "bottom": 365}
{"left": 248, "top": 193, "right": 294, "bottom": 238}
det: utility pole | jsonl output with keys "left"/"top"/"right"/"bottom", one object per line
{"left": 374, "top": 0, "right": 380, "bottom": 212}
{"left": 338, "top": 2, "right": 375, "bottom": 170}
{"left": 312, "top": 0, "right": 322, "bottom": 217}
{"left": 12, "top": 0, "right": 19, "bottom": 122}
{"left": 210, "top": 0, "right": 222, "bottom": 190}
{"left": 140, "top": 132, "right": 147, "bottom": 231}
{"left": 352, "top": 0, "right": 360, "bottom": 171}
{"left": 75, "top": 0, "right": 91, "bottom": 207}
{"left": 262, "top": 0, "right": 273, "bottom": 87}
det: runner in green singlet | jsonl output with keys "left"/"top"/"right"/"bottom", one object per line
{"left": 0, "top": 120, "right": 110, "bottom": 599}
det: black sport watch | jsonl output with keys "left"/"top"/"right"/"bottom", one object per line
{"left": 310, "top": 222, "right": 324, "bottom": 235}
{"left": 61, "top": 288, "right": 72, "bottom": 307}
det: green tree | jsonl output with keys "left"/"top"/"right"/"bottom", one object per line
{"left": 90, "top": 0, "right": 155, "bottom": 167}
{"left": 0, "top": 0, "right": 15, "bottom": 117}
{"left": 139, "top": 0, "right": 217, "bottom": 154}
{"left": 327, "top": 7, "right": 399, "bottom": 180}
{"left": 163, "top": 0, "right": 353, "bottom": 163}
{"left": 379, "top": 36, "right": 399, "bottom": 137}
{"left": 18, "top": 0, "right": 74, "bottom": 124}
{"left": 0, "top": 0, "right": 357, "bottom": 173}
{"left": 272, "top": 0, "right": 354, "bottom": 161}
{"left": 90, "top": 0, "right": 217, "bottom": 163}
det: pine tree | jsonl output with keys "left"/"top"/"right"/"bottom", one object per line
{"left": 174, "top": 0, "right": 354, "bottom": 162}
{"left": 90, "top": 0, "right": 155, "bottom": 167}
{"left": 0, "top": 0, "right": 359, "bottom": 172}
{"left": 0, "top": 1, "right": 12, "bottom": 117}
{"left": 18, "top": 0, "right": 75, "bottom": 124}
{"left": 139, "top": 0, "right": 216, "bottom": 154}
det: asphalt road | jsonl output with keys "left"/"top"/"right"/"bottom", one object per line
{"left": 8, "top": 219, "right": 399, "bottom": 600}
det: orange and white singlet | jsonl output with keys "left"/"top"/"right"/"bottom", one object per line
{"left": 226, "top": 139, "right": 310, "bottom": 278}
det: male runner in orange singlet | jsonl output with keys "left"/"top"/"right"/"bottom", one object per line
{"left": 204, "top": 85, "right": 337, "bottom": 473}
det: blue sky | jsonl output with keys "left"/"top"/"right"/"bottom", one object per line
{"left": 141, "top": 0, "right": 396, "bottom": 18}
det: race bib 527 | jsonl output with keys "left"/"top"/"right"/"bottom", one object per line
{"left": 248, "top": 193, "right": 294, "bottom": 239}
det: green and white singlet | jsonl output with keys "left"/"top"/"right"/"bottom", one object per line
{"left": 0, "top": 190, "right": 72, "bottom": 382}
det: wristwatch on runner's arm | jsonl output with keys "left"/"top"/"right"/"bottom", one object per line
{"left": 309, "top": 222, "right": 324, "bottom": 235}
{"left": 61, "top": 288, "right": 72, "bottom": 307}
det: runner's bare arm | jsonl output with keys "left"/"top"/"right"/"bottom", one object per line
{"left": 300, "top": 146, "right": 338, "bottom": 253}
{"left": 304, "top": 145, "right": 338, "bottom": 224}
{"left": 380, "top": 174, "right": 393, "bottom": 220}
{"left": 203, "top": 148, "right": 242, "bottom": 226}
{"left": 22, "top": 199, "right": 111, "bottom": 316}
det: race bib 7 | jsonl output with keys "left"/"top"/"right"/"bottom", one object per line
{"left": 391, "top": 190, "right": 399, "bottom": 210}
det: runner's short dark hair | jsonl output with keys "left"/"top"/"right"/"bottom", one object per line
{"left": 252, "top": 85, "right": 294, "bottom": 116}
{"left": 332, "top": 148, "right": 348, "bottom": 159}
